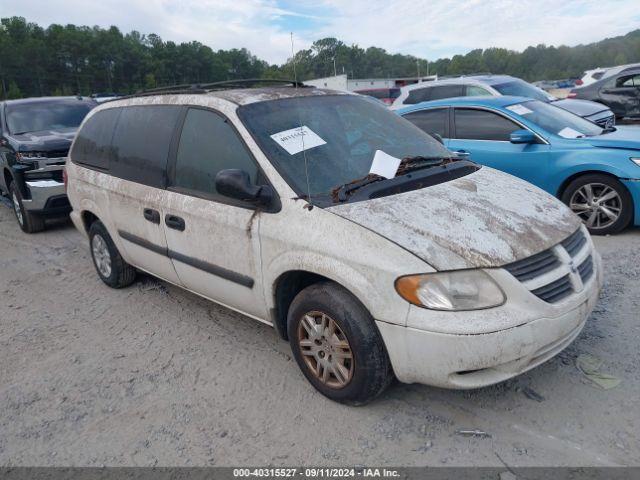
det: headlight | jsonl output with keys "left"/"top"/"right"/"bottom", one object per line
{"left": 395, "top": 270, "right": 505, "bottom": 311}
{"left": 16, "top": 152, "right": 47, "bottom": 163}
{"left": 631, "top": 157, "right": 640, "bottom": 167}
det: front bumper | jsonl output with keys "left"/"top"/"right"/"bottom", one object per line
{"left": 378, "top": 250, "right": 603, "bottom": 389}
{"left": 21, "top": 179, "right": 70, "bottom": 214}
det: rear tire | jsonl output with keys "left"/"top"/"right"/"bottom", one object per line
{"left": 88, "top": 220, "right": 136, "bottom": 288}
{"left": 9, "top": 181, "right": 45, "bottom": 233}
{"left": 561, "top": 174, "right": 633, "bottom": 235}
{"left": 287, "top": 281, "right": 394, "bottom": 405}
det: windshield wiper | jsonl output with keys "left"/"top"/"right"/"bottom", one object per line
{"left": 396, "top": 156, "right": 453, "bottom": 175}
{"left": 331, "top": 174, "right": 386, "bottom": 203}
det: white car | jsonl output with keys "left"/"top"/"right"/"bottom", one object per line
{"left": 577, "top": 64, "right": 640, "bottom": 88}
{"left": 66, "top": 82, "right": 602, "bottom": 404}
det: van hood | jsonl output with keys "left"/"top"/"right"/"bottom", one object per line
{"left": 584, "top": 126, "right": 640, "bottom": 152}
{"left": 326, "top": 167, "right": 581, "bottom": 270}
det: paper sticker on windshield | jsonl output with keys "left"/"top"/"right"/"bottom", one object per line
{"left": 506, "top": 104, "right": 532, "bottom": 116}
{"left": 270, "top": 126, "right": 326, "bottom": 155}
{"left": 558, "top": 127, "right": 582, "bottom": 138}
{"left": 369, "top": 150, "right": 402, "bottom": 178}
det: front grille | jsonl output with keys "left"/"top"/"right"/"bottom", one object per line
{"left": 505, "top": 249, "right": 560, "bottom": 281}
{"left": 505, "top": 228, "right": 594, "bottom": 304}
{"left": 44, "top": 149, "right": 69, "bottom": 158}
{"left": 578, "top": 255, "right": 594, "bottom": 282}
{"left": 595, "top": 115, "right": 615, "bottom": 129}
{"left": 562, "top": 228, "right": 587, "bottom": 256}
{"left": 531, "top": 275, "right": 573, "bottom": 303}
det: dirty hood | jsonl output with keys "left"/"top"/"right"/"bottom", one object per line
{"left": 326, "top": 167, "right": 581, "bottom": 270}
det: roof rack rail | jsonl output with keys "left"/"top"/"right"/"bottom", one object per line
{"left": 129, "top": 79, "right": 307, "bottom": 97}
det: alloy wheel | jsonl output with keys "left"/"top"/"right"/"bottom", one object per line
{"left": 297, "top": 311, "right": 354, "bottom": 389}
{"left": 569, "top": 183, "right": 622, "bottom": 230}
{"left": 92, "top": 234, "right": 112, "bottom": 278}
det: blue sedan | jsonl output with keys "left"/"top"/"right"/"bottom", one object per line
{"left": 397, "top": 96, "right": 640, "bottom": 234}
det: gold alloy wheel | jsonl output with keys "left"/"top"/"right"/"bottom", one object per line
{"left": 297, "top": 311, "right": 354, "bottom": 389}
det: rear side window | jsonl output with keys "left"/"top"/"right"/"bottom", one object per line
{"left": 466, "top": 85, "right": 492, "bottom": 96}
{"left": 617, "top": 74, "right": 640, "bottom": 87}
{"left": 454, "top": 108, "right": 519, "bottom": 141}
{"left": 71, "top": 108, "right": 121, "bottom": 170}
{"left": 110, "top": 105, "right": 182, "bottom": 188}
{"left": 172, "top": 108, "right": 259, "bottom": 197}
{"left": 403, "top": 109, "right": 448, "bottom": 138}
{"left": 429, "top": 85, "right": 464, "bottom": 100}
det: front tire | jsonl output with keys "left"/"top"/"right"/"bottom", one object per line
{"left": 562, "top": 174, "right": 633, "bottom": 235}
{"left": 287, "top": 281, "right": 394, "bottom": 405}
{"left": 9, "top": 181, "right": 45, "bottom": 233}
{"left": 89, "top": 220, "right": 136, "bottom": 288}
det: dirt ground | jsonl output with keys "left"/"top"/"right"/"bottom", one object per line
{"left": 0, "top": 200, "right": 639, "bottom": 468}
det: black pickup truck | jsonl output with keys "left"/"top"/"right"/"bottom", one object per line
{"left": 0, "top": 96, "right": 95, "bottom": 232}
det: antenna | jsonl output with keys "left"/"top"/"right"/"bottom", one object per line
{"left": 290, "top": 32, "right": 313, "bottom": 207}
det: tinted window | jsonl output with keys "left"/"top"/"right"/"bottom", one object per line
{"left": 173, "top": 108, "right": 259, "bottom": 196}
{"left": 454, "top": 108, "right": 520, "bottom": 141}
{"left": 6, "top": 99, "right": 94, "bottom": 134}
{"left": 71, "top": 108, "right": 120, "bottom": 170}
{"left": 404, "top": 87, "right": 431, "bottom": 105}
{"left": 403, "top": 109, "right": 448, "bottom": 138}
{"left": 429, "top": 85, "right": 464, "bottom": 100}
{"left": 111, "top": 105, "right": 181, "bottom": 188}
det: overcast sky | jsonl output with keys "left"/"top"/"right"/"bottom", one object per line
{"left": 1, "top": 0, "right": 639, "bottom": 64}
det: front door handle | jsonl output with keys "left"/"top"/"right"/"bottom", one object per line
{"left": 165, "top": 214, "right": 185, "bottom": 231}
{"left": 143, "top": 208, "right": 160, "bottom": 224}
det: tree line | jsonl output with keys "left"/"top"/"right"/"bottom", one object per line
{"left": 1, "top": 16, "right": 639, "bottom": 99}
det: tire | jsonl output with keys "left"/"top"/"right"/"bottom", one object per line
{"left": 561, "top": 174, "right": 633, "bottom": 235}
{"left": 9, "top": 181, "right": 45, "bottom": 233}
{"left": 88, "top": 220, "right": 136, "bottom": 288}
{"left": 287, "top": 281, "right": 394, "bottom": 405}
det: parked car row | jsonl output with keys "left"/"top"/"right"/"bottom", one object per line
{"left": 2, "top": 79, "right": 635, "bottom": 404}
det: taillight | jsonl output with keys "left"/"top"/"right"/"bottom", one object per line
{"left": 574, "top": 79, "right": 583, "bottom": 86}
{"left": 63, "top": 168, "right": 68, "bottom": 190}
{"left": 566, "top": 92, "right": 577, "bottom": 99}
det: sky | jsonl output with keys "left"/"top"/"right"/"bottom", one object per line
{"left": 1, "top": 0, "right": 639, "bottom": 64}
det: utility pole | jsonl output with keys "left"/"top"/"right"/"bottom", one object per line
{"left": 416, "top": 59, "right": 420, "bottom": 79}
{"left": 333, "top": 57, "right": 337, "bottom": 77}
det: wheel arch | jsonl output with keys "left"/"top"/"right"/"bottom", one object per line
{"left": 556, "top": 169, "right": 628, "bottom": 198}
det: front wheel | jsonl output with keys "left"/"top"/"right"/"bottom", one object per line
{"left": 287, "top": 282, "right": 394, "bottom": 405}
{"left": 9, "top": 182, "right": 45, "bottom": 233}
{"left": 562, "top": 174, "right": 633, "bottom": 235}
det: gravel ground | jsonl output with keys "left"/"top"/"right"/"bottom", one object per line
{"left": 0, "top": 200, "right": 639, "bottom": 467}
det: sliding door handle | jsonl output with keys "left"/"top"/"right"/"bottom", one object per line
{"left": 165, "top": 214, "right": 185, "bottom": 231}
{"left": 143, "top": 208, "right": 160, "bottom": 224}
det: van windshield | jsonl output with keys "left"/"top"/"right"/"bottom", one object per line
{"left": 238, "top": 94, "right": 452, "bottom": 201}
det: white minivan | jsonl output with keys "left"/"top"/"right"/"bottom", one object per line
{"left": 66, "top": 82, "right": 602, "bottom": 404}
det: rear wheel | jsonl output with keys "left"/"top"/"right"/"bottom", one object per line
{"left": 562, "top": 174, "right": 633, "bottom": 235}
{"left": 89, "top": 220, "right": 136, "bottom": 288}
{"left": 9, "top": 181, "right": 45, "bottom": 233}
{"left": 287, "top": 282, "right": 394, "bottom": 405}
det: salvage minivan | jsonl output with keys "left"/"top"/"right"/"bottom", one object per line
{"left": 66, "top": 82, "right": 603, "bottom": 404}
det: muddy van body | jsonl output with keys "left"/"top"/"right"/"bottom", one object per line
{"left": 66, "top": 84, "right": 602, "bottom": 404}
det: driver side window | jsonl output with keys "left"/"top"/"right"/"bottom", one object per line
{"left": 172, "top": 108, "right": 259, "bottom": 197}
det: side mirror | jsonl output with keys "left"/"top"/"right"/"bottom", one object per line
{"left": 215, "top": 169, "right": 274, "bottom": 206}
{"left": 510, "top": 129, "right": 536, "bottom": 144}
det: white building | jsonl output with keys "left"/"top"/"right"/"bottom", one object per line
{"left": 305, "top": 74, "right": 438, "bottom": 92}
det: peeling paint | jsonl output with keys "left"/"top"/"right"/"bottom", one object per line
{"left": 327, "top": 167, "right": 581, "bottom": 270}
